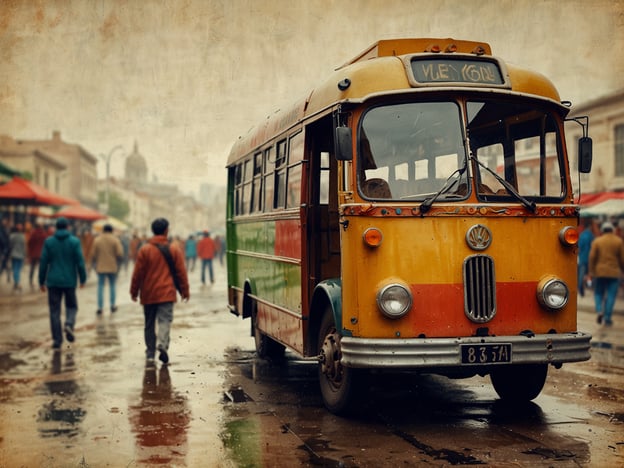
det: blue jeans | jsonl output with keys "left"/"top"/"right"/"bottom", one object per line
{"left": 48, "top": 287, "right": 78, "bottom": 348}
{"left": 594, "top": 277, "right": 620, "bottom": 323}
{"left": 97, "top": 272, "right": 117, "bottom": 310}
{"left": 11, "top": 257, "right": 23, "bottom": 286}
{"left": 143, "top": 302, "right": 174, "bottom": 358}
{"left": 201, "top": 258, "right": 214, "bottom": 284}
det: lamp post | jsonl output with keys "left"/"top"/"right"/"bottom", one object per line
{"left": 99, "top": 145, "right": 124, "bottom": 215}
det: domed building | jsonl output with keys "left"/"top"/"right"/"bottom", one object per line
{"left": 124, "top": 141, "right": 148, "bottom": 184}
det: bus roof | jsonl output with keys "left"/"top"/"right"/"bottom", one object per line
{"left": 227, "top": 38, "right": 561, "bottom": 165}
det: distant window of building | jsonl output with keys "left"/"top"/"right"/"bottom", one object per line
{"left": 615, "top": 124, "right": 624, "bottom": 177}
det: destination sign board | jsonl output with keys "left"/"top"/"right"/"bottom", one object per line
{"left": 411, "top": 57, "right": 504, "bottom": 85}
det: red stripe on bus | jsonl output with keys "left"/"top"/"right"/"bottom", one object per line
{"left": 275, "top": 219, "right": 302, "bottom": 259}
{"left": 406, "top": 281, "right": 575, "bottom": 336}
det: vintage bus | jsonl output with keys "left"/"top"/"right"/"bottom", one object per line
{"left": 225, "top": 38, "right": 593, "bottom": 414}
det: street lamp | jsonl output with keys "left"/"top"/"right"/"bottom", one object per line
{"left": 99, "top": 145, "right": 124, "bottom": 215}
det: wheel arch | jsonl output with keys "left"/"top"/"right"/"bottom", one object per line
{"left": 242, "top": 278, "right": 256, "bottom": 320}
{"left": 307, "top": 278, "right": 342, "bottom": 356}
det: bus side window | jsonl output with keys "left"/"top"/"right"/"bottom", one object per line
{"left": 264, "top": 147, "right": 275, "bottom": 212}
{"left": 287, "top": 132, "right": 304, "bottom": 209}
{"left": 251, "top": 152, "right": 263, "bottom": 213}
{"left": 319, "top": 151, "right": 330, "bottom": 205}
{"left": 275, "top": 139, "right": 288, "bottom": 209}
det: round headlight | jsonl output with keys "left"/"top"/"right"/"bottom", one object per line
{"left": 376, "top": 283, "right": 412, "bottom": 319}
{"left": 537, "top": 278, "right": 569, "bottom": 310}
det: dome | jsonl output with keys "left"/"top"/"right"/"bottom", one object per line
{"left": 125, "top": 141, "right": 147, "bottom": 183}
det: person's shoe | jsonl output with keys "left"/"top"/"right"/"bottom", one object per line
{"left": 597, "top": 313, "right": 603, "bottom": 324}
{"left": 96, "top": 309, "right": 102, "bottom": 316}
{"left": 52, "top": 343, "right": 61, "bottom": 351}
{"left": 146, "top": 357, "right": 156, "bottom": 367}
{"left": 158, "top": 348, "right": 169, "bottom": 364}
{"left": 64, "top": 325, "right": 75, "bottom": 343}
{"left": 605, "top": 319, "right": 613, "bottom": 327}
{"left": 111, "top": 306, "right": 118, "bottom": 313}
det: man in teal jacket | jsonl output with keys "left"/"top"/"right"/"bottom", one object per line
{"left": 39, "top": 217, "right": 87, "bottom": 350}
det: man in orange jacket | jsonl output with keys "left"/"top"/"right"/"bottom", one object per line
{"left": 196, "top": 230, "right": 216, "bottom": 285}
{"left": 130, "top": 218, "right": 190, "bottom": 365}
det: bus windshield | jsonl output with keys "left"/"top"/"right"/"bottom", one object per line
{"left": 357, "top": 99, "right": 566, "bottom": 202}
{"left": 467, "top": 100, "right": 565, "bottom": 201}
{"left": 359, "top": 102, "right": 467, "bottom": 200}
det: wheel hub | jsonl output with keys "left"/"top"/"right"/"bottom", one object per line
{"left": 319, "top": 332, "right": 342, "bottom": 382}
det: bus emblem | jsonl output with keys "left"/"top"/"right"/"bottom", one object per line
{"left": 466, "top": 224, "right": 492, "bottom": 251}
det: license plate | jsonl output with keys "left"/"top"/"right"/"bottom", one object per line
{"left": 460, "top": 343, "right": 512, "bottom": 364}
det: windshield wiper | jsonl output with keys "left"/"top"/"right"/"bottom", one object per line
{"left": 420, "top": 166, "right": 466, "bottom": 214}
{"left": 471, "top": 156, "right": 537, "bottom": 213}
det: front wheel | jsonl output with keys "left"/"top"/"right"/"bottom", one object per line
{"left": 317, "top": 310, "right": 361, "bottom": 414}
{"left": 490, "top": 364, "right": 548, "bottom": 402}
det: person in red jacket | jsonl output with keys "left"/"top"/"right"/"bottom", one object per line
{"left": 27, "top": 222, "right": 47, "bottom": 288}
{"left": 130, "top": 218, "right": 190, "bottom": 365}
{"left": 196, "top": 230, "right": 216, "bottom": 285}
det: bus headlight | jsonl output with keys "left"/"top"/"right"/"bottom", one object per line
{"left": 376, "top": 283, "right": 412, "bottom": 319}
{"left": 536, "top": 277, "right": 569, "bottom": 311}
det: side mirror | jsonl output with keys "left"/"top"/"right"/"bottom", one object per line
{"left": 578, "top": 136, "right": 592, "bottom": 173}
{"left": 335, "top": 127, "right": 353, "bottom": 161}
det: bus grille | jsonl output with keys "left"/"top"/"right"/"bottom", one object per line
{"left": 463, "top": 255, "right": 496, "bottom": 323}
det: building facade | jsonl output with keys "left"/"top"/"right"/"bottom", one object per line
{"left": 0, "top": 131, "right": 98, "bottom": 207}
{"left": 566, "top": 89, "right": 624, "bottom": 195}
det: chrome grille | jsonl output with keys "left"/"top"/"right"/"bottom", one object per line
{"left": 463, "top": 255, "right": 496, "bottom": 323}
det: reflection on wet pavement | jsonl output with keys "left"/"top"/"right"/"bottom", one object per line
{"left": 36, "top": 351, "right": 86, "bottom": 440}
{"left": 128, "top": 365, "right": 191, "bottom": 466}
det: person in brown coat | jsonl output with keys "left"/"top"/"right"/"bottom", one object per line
{"left": 90, "top": 224, "right": 124, "bottom": 315}
{"left": 588, "top": 221, "right": 624, "bottom": 326}
{"left": 130, "top": 218, "right": 189, "bottom": 365}
{"left": 27, "top": 223, "right": 47, "bottom": 288}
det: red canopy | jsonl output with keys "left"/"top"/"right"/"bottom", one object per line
{"left": 54, "top": 204, "right": 106, "bottom": 221}
{"left": 578, "top": 191, "right": 624, "bottom": 206}
{"left": 0, "top": 176, "right": 79, "bottom": 206}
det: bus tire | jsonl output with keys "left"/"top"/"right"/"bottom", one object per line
{"left": 490, "top": 364, "right": 548, "bottom": 402}
{"left": 251, "top": 305, "right": 285, "bottom": 360}
{"left": 317, "top": 310, "right": 360, "bottom": 414}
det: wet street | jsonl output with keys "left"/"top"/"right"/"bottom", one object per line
{"left": 0, "top": 264, "right": 623, "bottom": 467}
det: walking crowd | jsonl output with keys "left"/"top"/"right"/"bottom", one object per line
{"left": 0, "top": 214, "right": 225, "bottom": 363}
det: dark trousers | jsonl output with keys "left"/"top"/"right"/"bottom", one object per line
{"left": 48, "top": 287, "right": 78, "bottom": 348}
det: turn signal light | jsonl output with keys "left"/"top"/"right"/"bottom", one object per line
{"left": 559, "top": 226, "right": 579, "bottom": 246}
{"left": 363, "top": 227, "right": 383, "bottom": 247}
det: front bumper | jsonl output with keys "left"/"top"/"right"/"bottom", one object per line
{"left": 340, "top": 332, "right": 592, "bottom": 368}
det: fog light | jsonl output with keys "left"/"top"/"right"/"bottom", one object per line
{"left": 363, "top": 227, "right": 383, "bottom": 247}
{"left": 377, "top": 283, "right": 412, "bottom": 319}
{"left": 537, "top": 277, "right": 569, "bottom": 310}
{"left": 559, "top": 226, "right": 578, "bottom": 246}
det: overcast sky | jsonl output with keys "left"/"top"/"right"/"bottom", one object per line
{"left": 1, "top": 0, "right": 623, "bottom": 196}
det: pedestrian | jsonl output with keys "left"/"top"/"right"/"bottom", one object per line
{"left": 577, "top": 219, "right": 595, "bottom": 297}
{"left": 129, "top": 232, "right": 141, "bottom": 266}
{"left": 184, "top": 234, "right": 197, "bottom": 272}
{"left": 197, "top": 230, "right": 216, "bottom": 284}
{"left": 9, "top": 223, "right": 26, "bottom": 291}
{"left": 0, "top": 217, "right": 9, "bottom": 276}
{"left": 27, "top": 222, "right": 47, "bottom": 289}
{"left": 588, "top": 221, "right": 624, "bottom": 326}
{"left": 39, "top": 217, "right": 87, "bottom": 350}
{"left": 89, "top": 223, "right": 124, "bottom": 315}
{"left": 119, "top": 231, "right": 130, "bottom": 273}
{"left": 130, "top": 218, "right": 189, "bottom": 365}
